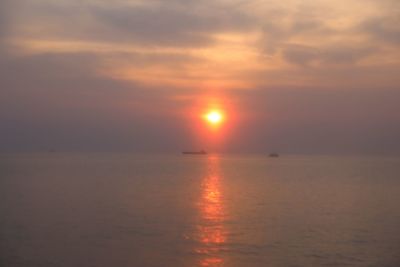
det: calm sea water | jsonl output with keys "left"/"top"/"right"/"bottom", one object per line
{"left": 1, "top": 154, "right": 399, "bottom": 267}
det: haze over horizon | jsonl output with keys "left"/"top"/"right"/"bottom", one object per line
{"left": 1, "top": 0, "right": 399, "bottom": 154}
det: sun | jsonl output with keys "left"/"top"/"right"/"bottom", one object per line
{"left": 205, "top": 110, "right": 224, "bottom": 125}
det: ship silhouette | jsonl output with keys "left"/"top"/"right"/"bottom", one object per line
{"left": 182, "top": 150, "right": 207, "bottom": 155}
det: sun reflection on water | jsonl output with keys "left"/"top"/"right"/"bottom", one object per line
{"left": 194, "top": 156, "right": 228, "bottom": 267}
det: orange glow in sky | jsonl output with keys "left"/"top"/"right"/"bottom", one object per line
{"left": 187, "top": 95, "right": 235, "bottom": 151}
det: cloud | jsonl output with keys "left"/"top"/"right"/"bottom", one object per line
{"left": 282, "top": 43, "right": 378, "bottom": 66}
{"left": 359, "top": 15, "right": 400, "bottom": 45}
{"left": 0, "top": 0, "right": 17, "bottom": 44}
{"left": 94, "top": 2, "right": 254, "bottom": 46}
{"left": 281, "top": 44, "right": 319, "bottom": 65}
{"left": 259, "top": 2, "right": 335, "bottom": 55}
{"left": 4, "top": 0, "right": 399, "bottom": 91}
{"left": 8, "top": 0, "right": 254, "bottom": 48}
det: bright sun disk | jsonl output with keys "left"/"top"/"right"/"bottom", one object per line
{"left": 205, "top": 111, "right": 223, "bottom": 125}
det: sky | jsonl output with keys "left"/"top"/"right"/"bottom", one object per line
{"left": 0, "top": 0, "right": 399, "bottom": 154}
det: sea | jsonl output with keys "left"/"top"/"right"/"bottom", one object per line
{"left": 1, "top": 153, "right": 399, "bottom": 267}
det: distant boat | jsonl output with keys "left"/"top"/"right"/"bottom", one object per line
{"left": 182, "top": 150, "right": 207, "bottom": 155}
{"left": 269, "top": 153, "right": 279, "bottom": 157}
